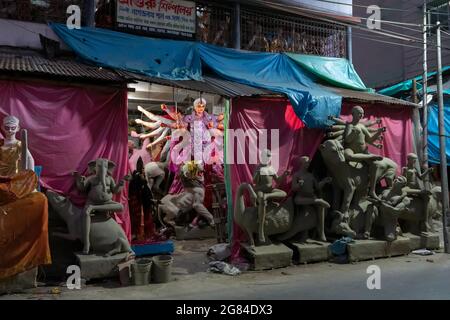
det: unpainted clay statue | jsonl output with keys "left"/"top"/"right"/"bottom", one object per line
{"left": 402, "top": 153, "right": 434, "bottom": 192}
{"left": 342, "top": 106, "right": 386, "bottom": 199}
{"left": 234, "top": 183, "right": 323, "bottom": 247}
{"left": 330, "top": 200, "right": 378, "bottom": 240}
{"left": 320, "top": 139, "right": 369, "bottom": 217}
{"left": 144, "top": 160, "right": 167, "bottom": 195}
{"left": 292, "top": 156, "right": 331, "bottom": 241}
{"left": 158, "top": 160, "right": 215, "bottom": 229}
{"left": 328, "top": 106, "right": 397, "bottom": 209}
{"left": 47, "top": 190, "right": 133, "bottom": 257}
{"left": 330, "top": 106, "right": 394, "bottom": 200}
{"left": 371, "top": 176, "right": 412, "bottom": 241}
{"left": 252, "top": 149, "right": 289, "bottom": 243}
{"left": 320, "top": 139, "right": 440, "bottom": 239}
{"left": 368, "top": 172, "right": 442, "bottom": 239}
{"left": 402, "top": 153, "right": 434, "bottom": 232}
{"left": 319, "top": 139, "right": 379, "bottom": 238}
{"left": 234, "top": 158, "right": 327, "bottom": 247}
{"left": 73, "top": 158, "right": 130, "bottom": 254}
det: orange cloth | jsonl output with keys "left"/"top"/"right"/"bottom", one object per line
{"left": 0, "top": 192, "right": 51, "bottom": 279}
{"left": 0, "top": 170, "right": 38, "bottom": 206}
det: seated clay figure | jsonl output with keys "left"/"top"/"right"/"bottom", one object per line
{"left": 380, "top": 176, "right": 413, "bottom": 239}
{"left": 368, "top": 176, "right": 412, "bottom": 241}
{"left": 292, "top": 156, "right": 331, "bottom": 241}
{"left": 343, "top": 106, "right": 386, "bottom": 200}
{"left": 159, "top": 160, "right": 215, "bottom": 230}
{"left": 330, "top": 107, "right": 387, "bottom": 200}
{"left": 73, "top": 159, "right": 130, "bottom": 254}
{"left": 47, "top": 189, "right": 133, "bottom": 257}
{"left": 402, "top": 153, "right": 434, "bottom": 232}
{"left": 402, "top": 153, "right": 433, "bottom": 195}
{"left": 253, "top": 149, "right": 289, "bottom": 243}
{"left": 0, "top": 115, "right": 51, "bottom": 280}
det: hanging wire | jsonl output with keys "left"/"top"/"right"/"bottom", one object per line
{"left": 281, "top": 22, "right": 450, "bottom": 51}
{"left": 351, "top": 33, "right": 427, "bottom": 50}
{"left": 307, "top": 0, "right": 414, "bottom": 12}
{"left": 384, "top": 23, "right": 427, "bottom": 35}
{"left": 352, "top": 23, "right": 425, "bottom": 42}
{"left": 358, "top": 17, "right": 425, "bottom": 28}
{"left": 311, "top": 0, "right": 450, "bottom": 16}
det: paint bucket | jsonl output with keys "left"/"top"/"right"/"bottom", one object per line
{"left": 131, "top": 258, "right": 152, "bottom": 286}
{"left": 151, "top": 255, "right": 173, "bottom": 283}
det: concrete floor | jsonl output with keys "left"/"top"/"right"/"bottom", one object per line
{"left": 2, "top": 238, "right": 450, "bottom": 300}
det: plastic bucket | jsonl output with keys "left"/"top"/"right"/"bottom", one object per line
{"left": 117, "top": 259, "right": 134, "bottom": 286}
{"left": 131, "top": 258, "right": 152, "bottom": 286}
{"left": 151, "top": 255, "right": 173, "bottom": 283}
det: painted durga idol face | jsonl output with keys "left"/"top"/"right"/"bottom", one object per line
{"left": 194, "top": 104, "right": 205, "bottom": 116}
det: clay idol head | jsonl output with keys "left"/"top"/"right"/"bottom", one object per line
{"left": 2, "top": 115, "right": 20, "bottom": 138}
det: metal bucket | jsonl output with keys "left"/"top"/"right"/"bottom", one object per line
{"left": 151, "top": 255, "right": 173, "bottom": 283}
{"left": 131, "top": 258, "right": 152, "bottom": 286}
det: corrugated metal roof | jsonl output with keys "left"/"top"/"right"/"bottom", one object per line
{"left": 122, "top": 70, "right": 416, "bottom": 108}
{"left": 117, "top": 70, "right": 276, "bottom": 97}
{"left": 326, "top": 86, "right": 419, "bottom": 108}
{"left": 0, "top": 47, "right": 274, "bottom": 96}
{"left": 0, "top": 48, "right": 126, "bottom": 83}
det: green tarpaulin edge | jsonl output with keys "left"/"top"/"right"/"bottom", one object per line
{"left": 285, "top": 52, "right": 369, "bottom": 92}
{"left": 379, "top": 66, "right": 450, "bottom": 96}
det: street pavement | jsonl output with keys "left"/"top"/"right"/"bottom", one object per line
{"left": 2, "top": 247, "right": 450, "bottom": 300}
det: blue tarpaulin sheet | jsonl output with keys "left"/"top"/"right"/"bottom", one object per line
{"left": 197, "top": 44, "right": 341, "bottom": 128}
{"left": 428, "top": 102, "right": 450, "bottom": 166}
{"left": 51, "top": 23, "right": 351, "bottom": 128}
{"left": 50, "top": 23, "right": 202, "bottom": 80}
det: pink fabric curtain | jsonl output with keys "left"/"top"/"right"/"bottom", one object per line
{"left": 0, "top": 80, "right": 131, "bottom": 240}
{"left": 228, "top": 97, "right": 324, "bottom": 261}
{"left": 340, "top": 102, "right": 414, "bottom": 174}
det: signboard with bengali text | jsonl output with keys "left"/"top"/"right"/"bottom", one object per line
{"left": 116, "top": 0, "right": 196, "bottom": 39}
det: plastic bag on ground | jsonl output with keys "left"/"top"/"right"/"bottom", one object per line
{"left": 208, "top": 261, "right": 241, "bottom": 276}
{"left": 411, "top": 249, "right": 434, "bottom": 256}
{"left": 207, "top": 243, "right": 231, "bottom": 261}
{"left": 330, "top": 236, "right": 354, "bottom": 256}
